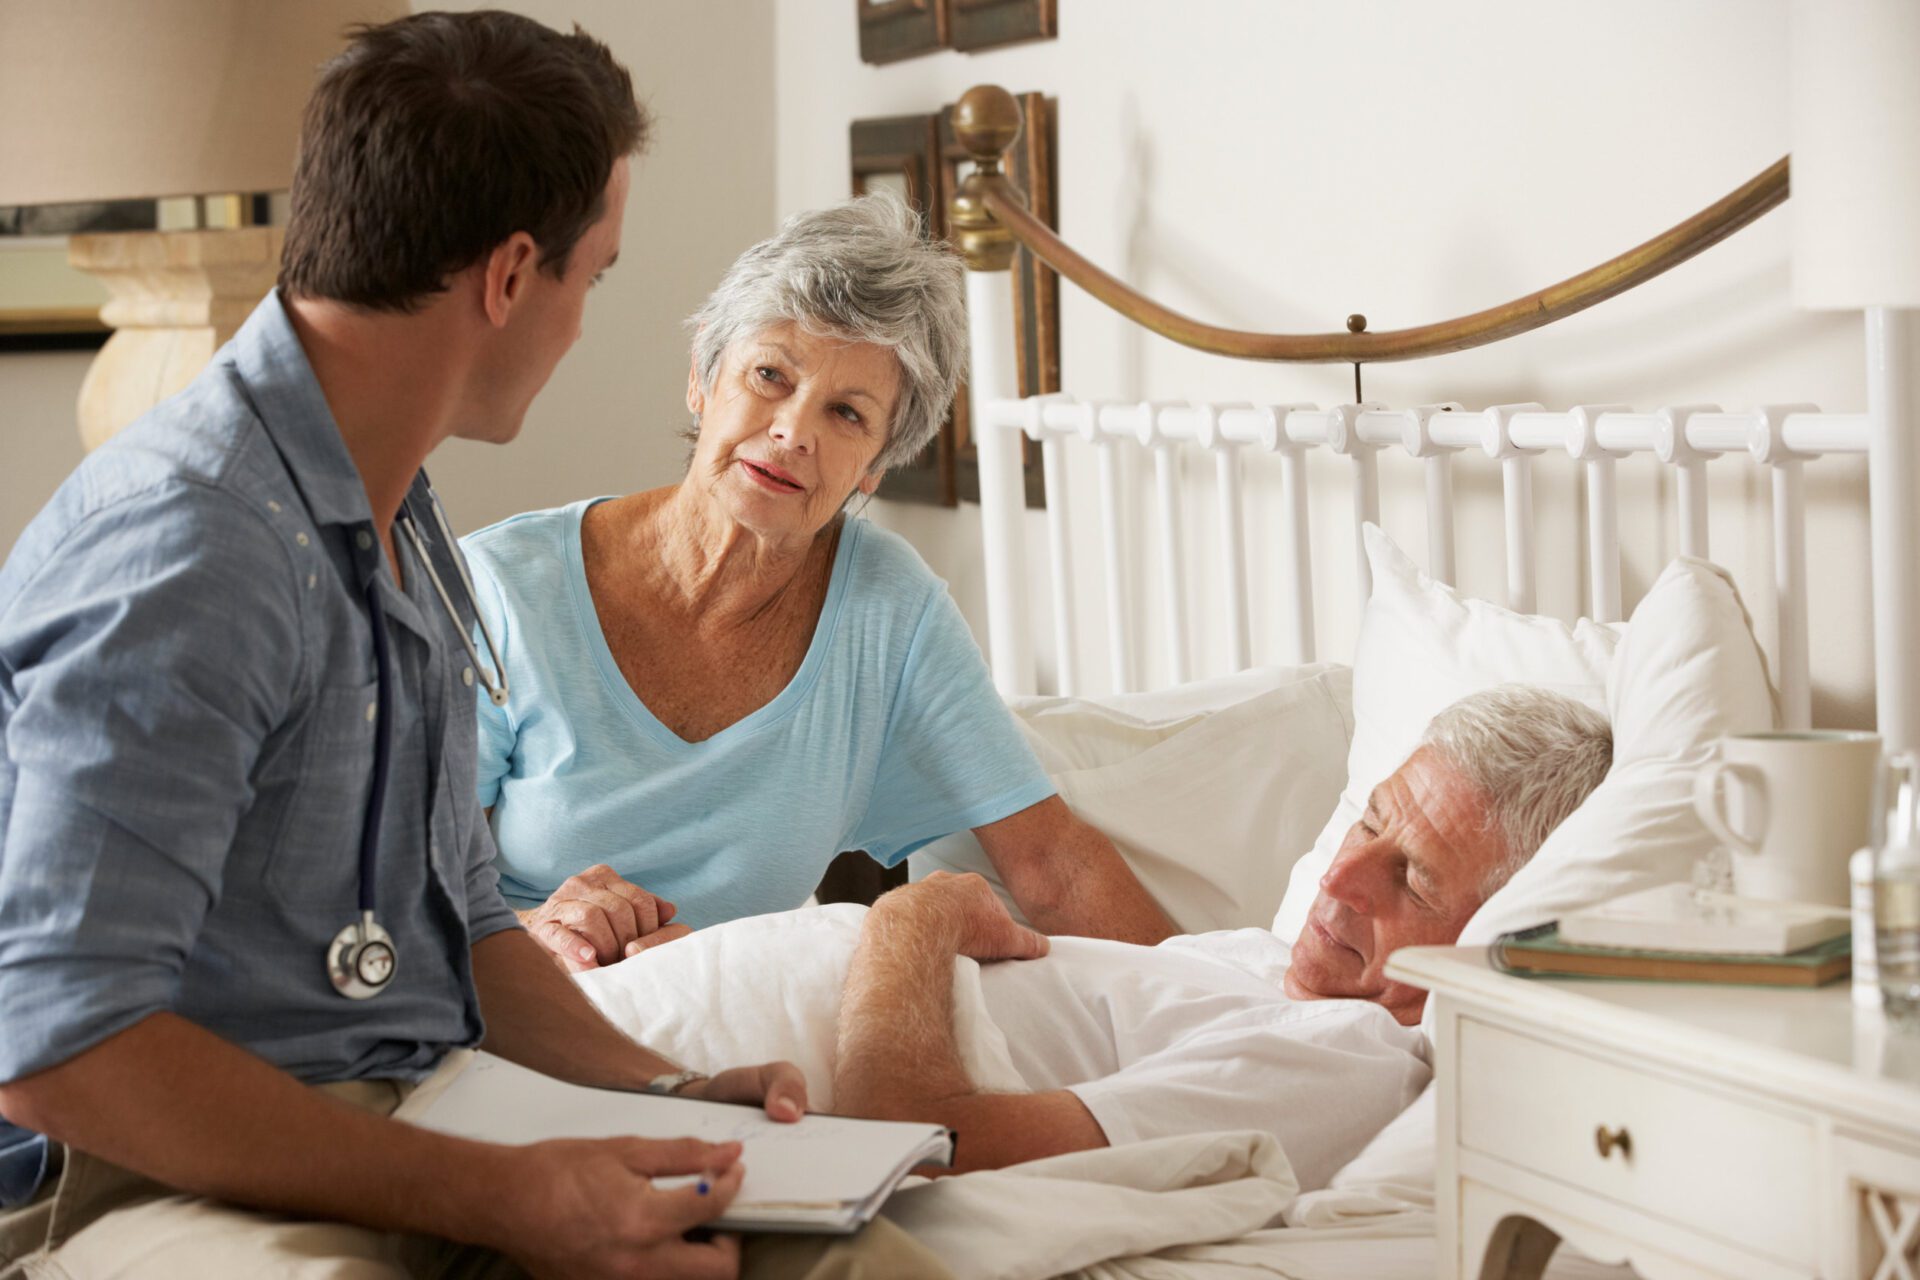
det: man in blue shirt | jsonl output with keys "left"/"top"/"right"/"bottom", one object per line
{"left": 0, "top": 13, "right": 904, "bottom": 1280}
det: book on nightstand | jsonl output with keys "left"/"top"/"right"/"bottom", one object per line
{"left": 1491, "top": 921, "right": 1853, "bottom": 987}
{"left": 1556, "top": 883, "right": 1851, "bottom": 955}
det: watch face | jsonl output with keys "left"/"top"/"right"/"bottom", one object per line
{"left": 357, "top": 942, "right": 395, "bottom": 986}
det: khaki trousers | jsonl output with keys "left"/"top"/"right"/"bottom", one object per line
{"left": 0, "top": 1081, "right": 951, "bottom": 1280}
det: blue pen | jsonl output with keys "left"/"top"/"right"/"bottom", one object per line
{"left": 697, "top": 1179, "right": 710, "bottom": 1196}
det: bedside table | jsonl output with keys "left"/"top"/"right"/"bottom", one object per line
{"left": 1385, "top": 945, "right": 1920, "bottom": 1280}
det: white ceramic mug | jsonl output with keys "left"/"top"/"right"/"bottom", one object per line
{"left": 1693, "top": 730, "right": 1882, "bottom": 907}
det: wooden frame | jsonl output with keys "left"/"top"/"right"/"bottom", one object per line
{"left": 948, "top": 0, "right": 1056, "bottom": 52}
{"left": 850, "top": 113, "right": 956, "bottom": 505}
{"left": 856, "top": 0, "right": 946, "bottom": 65}
{"left": 850, "top": 95, "right": 1057, "bottom": 507}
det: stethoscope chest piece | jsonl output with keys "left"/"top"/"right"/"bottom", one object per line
{"left": 328, "top": 910, "right": 398, "bottom": 1000}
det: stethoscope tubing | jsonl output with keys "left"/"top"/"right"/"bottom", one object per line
{"left": 342, "top": 481, "right": 506, "bottom": 993}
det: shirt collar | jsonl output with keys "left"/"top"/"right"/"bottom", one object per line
{"left": 229, "top": 289, "right": 385, "bottom": 530}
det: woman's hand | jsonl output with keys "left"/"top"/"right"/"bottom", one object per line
{"left": 493, "top": 1135, "right": 745, "bottom": 1280}
{"left": 675, "top": 1061, "right": 809, "bottom": 1123}
{"left": 520, "top": 864, "right": 692, "bottom": 971}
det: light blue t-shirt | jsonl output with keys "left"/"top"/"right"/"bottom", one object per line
{"left": 461, "top": 500, "right": 1055, "bottom": 929}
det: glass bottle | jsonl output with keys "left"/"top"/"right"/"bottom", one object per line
{"left": 1876, "top": 752, "right": 1920, "bottom": 1028}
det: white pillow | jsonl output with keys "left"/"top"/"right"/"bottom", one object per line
{"left": 1324, "top": 555, "right": 1775, "bottom": 1208}
{"left": 1271, "top": 525, "right": 1621, "bottom": 945}
{"left": 1459, "top": 556, "right": 1777, "bottom": 943}
{"left": 911, "top": 664, "right": 1354, "bottom": 935}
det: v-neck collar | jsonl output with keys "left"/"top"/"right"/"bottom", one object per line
{"left": 565, "top": 498, "right": 859, "bottom": 751}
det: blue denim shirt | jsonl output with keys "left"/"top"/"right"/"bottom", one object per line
{"left": 0, "top": 292, "right": 521, "bottom": 1204}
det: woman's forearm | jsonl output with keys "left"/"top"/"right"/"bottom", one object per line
{"left": 977, "top": 796, "right": 1176, "bottom": 944}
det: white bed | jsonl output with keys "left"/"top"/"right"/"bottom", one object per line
{"left": 881, "top": 54, "right": 1919, "bottom": 1279}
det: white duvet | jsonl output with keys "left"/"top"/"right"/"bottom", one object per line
{"left": 570, "top": 907, "right": 1334, "bottom": 1277}
{"left": 574, "top": 907, "right": 1628, "bottom": 1280}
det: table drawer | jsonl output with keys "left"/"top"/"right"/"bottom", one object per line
{"left": 1457, "top": 1016, "right": 1817, "bottom": 1267}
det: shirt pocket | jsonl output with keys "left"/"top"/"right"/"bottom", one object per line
{"left": 260, "top": 677, "right": 380, "bottom": 906}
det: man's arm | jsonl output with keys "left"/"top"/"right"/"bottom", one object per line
{"left": 0, "top": 1013, "right": 746, "bottom": 1276}
{"left": 832, "top": 874, "right": 1107, "bottom": 1173}
{"left": 975, "top": 796, "right": 1176, "bottom": 945}
{"left": 470, "top": 928, "right": 804, "bottom": 1117}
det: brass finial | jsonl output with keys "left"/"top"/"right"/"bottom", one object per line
{"left": 1346, "top": 314, "right": 1368, "bottom": 334}
{"left": 953, "top": 85, "right": 1023, "bottom": 171}
{"left": 948, "top": 86, "right": 1024, "bottom": 272}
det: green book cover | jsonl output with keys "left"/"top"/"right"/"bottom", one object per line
{"left": 1491, "top": 922, "right": 1853, "bottom": 987}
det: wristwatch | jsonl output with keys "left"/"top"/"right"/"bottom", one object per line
{"left": 645, "top": 1068, "right": 709, "bottom": 1096}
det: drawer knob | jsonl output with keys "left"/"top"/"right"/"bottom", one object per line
{"left": 1594, "top": 1125, "right": 1632, "bottom": 1161}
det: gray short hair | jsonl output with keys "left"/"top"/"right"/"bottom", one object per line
{"left": 1419, "top": 685, "right": 1613, "bottom": 896}
{"left": 686, "top": 193, "right": 967, "bottom": 475}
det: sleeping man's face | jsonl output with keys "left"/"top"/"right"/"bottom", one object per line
{"left": 1283, "top": 746, "right": 1508, "bottom": 1025}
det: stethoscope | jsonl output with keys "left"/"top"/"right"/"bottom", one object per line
{"left": 326, "top": 482, "right": 509, "bottom": 1000}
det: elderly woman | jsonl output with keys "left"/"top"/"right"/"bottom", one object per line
{"left": 463, "top": 195, "right": 1173, "bottom": 969}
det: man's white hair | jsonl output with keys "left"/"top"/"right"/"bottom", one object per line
{"left": 1418, "top": 684, "right": 1613, "bottom": 895}
{"left": 686, "top": 192, "right": 967, "bottom": 475}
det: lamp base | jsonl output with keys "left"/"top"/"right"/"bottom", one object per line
{"left": 68, "top": 226, "right": 284, "bottom": 451}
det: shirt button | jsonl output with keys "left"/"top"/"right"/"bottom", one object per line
{"left": 307, "top": 573, "right": 317, "bottom": 589}
{"left": 357, "top": 531, "right": 374, "bottom": 551}
{"left": 266, "top": 499, "right": 282, "bottom": 514}
{"left": 366, "top": 702, "right": 378, "bottom": 722}
{"left": 462, "top": 667, "right": 474, "bottom": 687}
{"left": 295, "top": 532, "right": 310, "bottom": 547}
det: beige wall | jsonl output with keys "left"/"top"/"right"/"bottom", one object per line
{"left": 0, "top": 0, "right": 775, "bottom": 549}
{"left": 774, "top": 0, "right": 1876, "bottom": 727}
{"left": 2, "top": 353, "right": 90, "bottom": 547}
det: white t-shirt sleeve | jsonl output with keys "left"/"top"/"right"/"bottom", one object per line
{"left": 846, "top": 587, "right": 1054, "bottom": 867}
{"left": 1068, "top": 996, "right": 1431, "bottom": 1196}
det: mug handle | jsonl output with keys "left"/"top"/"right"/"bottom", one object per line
{"left": 1693, "top": 760, "right": 1767, "bottom": 857}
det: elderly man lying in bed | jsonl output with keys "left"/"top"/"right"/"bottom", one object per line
{"left": 824, "top": 683, "right": 1611, "bottom": 1190}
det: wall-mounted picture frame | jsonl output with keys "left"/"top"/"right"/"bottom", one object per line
{"left": 857, "top": 0, "right": 947, "bottom": 65}
{"left": 948, "top": 0, "right": 1057, "bottom": 53}
{"left": 849, "top": 113, "right": 956, "bottom": 505}
{"left": 850, "top": 95, "right": 1057, "bottom": 508}
{"left": 857, "top": 0, "right": 1055, "bottom": 65}
{"left": 0, "top": 201, "right": 154, "bottom": 352}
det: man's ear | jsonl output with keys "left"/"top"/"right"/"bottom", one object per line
{"left": 685, "top": 351, "right": 706, "bottom": 416}
{"left": 481, "top": 232, "right": 541, "bottom": 328}
{"left": 857, "top": 469, "right": 886, "bottom": 496}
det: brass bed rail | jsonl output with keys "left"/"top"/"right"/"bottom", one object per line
{"left": 946, "top": 84, "right": 1789, "bottom": 364}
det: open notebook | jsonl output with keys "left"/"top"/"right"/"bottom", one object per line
{"left": 402, "top": 1053, "right": 952, "bottom": 1234}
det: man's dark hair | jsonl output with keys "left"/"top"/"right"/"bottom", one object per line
{"left": 280, "top": 10, "right": 647, "bottom": 312}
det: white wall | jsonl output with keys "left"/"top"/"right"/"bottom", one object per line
{"left": 0, "top": 0, "right": 775, "bottom": 549}
{"left": 774, "top": 0, "right": 1876, "bottom": 727}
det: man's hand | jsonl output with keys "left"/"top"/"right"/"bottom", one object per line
{"left": 495, "top": 1136, "right": 746, "bottom": 1280}
{"left": 519, "top": 865, "right": 691, "bottom": 970}
{"left": 874, "top": 872, "right": 1050, "bottom": 963}
{"left": 675, "top": 1061, "right": 809, "bottom": 1123}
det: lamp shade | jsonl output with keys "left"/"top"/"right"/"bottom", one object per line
{"left": 0, "top": 0, "right": 405, "bottom": 206}
{"left": 1790, "top": 0, "right": 1920, "bottom": 309}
